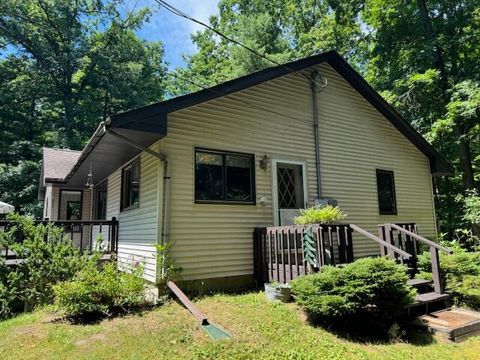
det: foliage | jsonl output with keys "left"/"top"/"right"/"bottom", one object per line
{"left": 294, "top": 205, "right": 347, "bottom": 225}
{"left": 155, "top": 242, "right": 182, "bottom": 290}
{"left": 0, "top": 161, "right": 42, "bottom": 217}
{"left": 0, "top": 0, "right": 166, "bottom": 214}
{"left": 0, "top": 214, "right": 93, "bottom": 315}
{"left": 418, "top": 247, "right": 480, "bottom": 309}
{"left": 53, "top": 262, "right": 146, "bottom": 318}
{"left": 464, "top": 190, "right": 480, "bottom": 225}
{"left": 291, "top": 257, "right": 415, "bottom": 328}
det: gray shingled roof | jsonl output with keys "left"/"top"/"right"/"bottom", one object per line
{"left": 42, "top": 147, "right": 81, "bottom": 182}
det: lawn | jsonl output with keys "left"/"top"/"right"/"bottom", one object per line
{"left": 1, "top": 292, "right": 479, "bottom": 360}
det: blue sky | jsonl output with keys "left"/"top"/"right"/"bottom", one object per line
{"left": 123, "top": 0, "right": 220, "bottom": 69}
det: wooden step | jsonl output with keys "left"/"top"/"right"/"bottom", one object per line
{"left": 406, "top": 292, "right": 449, "bottom": 308}
{"left": 407, "top": 278, "right": 432, "bottom": 288}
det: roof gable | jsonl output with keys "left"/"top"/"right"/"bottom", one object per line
{"left": 107, "top": 51, "right": 452, "bottom": 175}
{"left": 42, "top": 147, "right": 81, "bottom": 182}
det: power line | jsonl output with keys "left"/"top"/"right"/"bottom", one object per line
{"left": 154, "top": 0, "right": 308, "bottom": 79}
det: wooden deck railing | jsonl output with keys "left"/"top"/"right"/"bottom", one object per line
{"left": 0, "top": 218, "right": 119, "bottom": 262}
{"left": 378, "top": 223, "right": 453, "bottom": 294}
{"left": 254, "top": 223, "right": 411, "bottom": 285}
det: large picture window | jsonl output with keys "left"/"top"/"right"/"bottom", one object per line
{"left": 195, "top": 148, "right": 255, "bottom": 204}
{"left": 376, "top": 169, "right": 397, "bottom": 215}
{"left": 93, "top": 180, "right": 108, "bottom": 220}
{"left": 121, "top": 160, "right": 140, "bottom": 211}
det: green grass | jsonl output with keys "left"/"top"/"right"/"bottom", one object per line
{"left": 1, "top": 292, "right": 479, "bottom": 359}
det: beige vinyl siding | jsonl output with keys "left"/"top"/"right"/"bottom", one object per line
{"left": 164, "top": 64, "right": 436, "bottom": 281}
{"left": 105, "top": 153, "right": 162, "bottom": 283}
{"left": 165, "top": 72, "right": 317, "bottom": 281}
{"left": 317, "top": 63, "right": 436, "bottom": 257}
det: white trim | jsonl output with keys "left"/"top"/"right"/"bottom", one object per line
{"left": 271, "top": 159, "right": 308, "bottom": 226}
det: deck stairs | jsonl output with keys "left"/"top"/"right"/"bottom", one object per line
{"left": 253, "top": 222, "right": 454, "bottom": 317}
{"left": 377, "top": 223, "right": 453, "bottom": 316}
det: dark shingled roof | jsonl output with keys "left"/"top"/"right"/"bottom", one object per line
{"left": 42, "top": 147, "right": 81, "bottom": 182}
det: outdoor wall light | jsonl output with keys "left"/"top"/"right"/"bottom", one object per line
{"left": 259, "top": 154, "right": 270, "bottom": 171}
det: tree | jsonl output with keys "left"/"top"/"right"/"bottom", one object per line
{"left": 0, "top": 0, "right": 167, "bottom": 214}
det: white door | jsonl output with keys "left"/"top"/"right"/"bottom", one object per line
{"left": 272, "top": 160, "right": 308, "bottom": 226}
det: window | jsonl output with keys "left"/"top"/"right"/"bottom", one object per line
{"left": 121, "top": 160, "right": 140, "bottom": 211}
{"left": 376, "top": 169, "right": 397, "bottom": 215}
{"left": 93, "top": 180, "right": 108, "bottom": 220}
{"left": 195, "top": 148, "right": 255, "bottom": 204}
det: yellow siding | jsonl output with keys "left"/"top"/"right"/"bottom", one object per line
{"left": 317, "top": 64, "right": 436, "bottom": 256}
{"left": 106, "top": 153, "right": 162, "bottom": 283}
{"left": 164, "top": 64, "right": 436, "bottom": 281}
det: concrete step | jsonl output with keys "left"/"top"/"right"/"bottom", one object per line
{"left": 407, "top": 278, "right": 432, "bottom": 288}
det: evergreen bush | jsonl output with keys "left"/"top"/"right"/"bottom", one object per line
{"left": 291, "top": 257, "right": 415, "bottom": 329}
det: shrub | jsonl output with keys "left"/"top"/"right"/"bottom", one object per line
{"left": 293, "top": 205, "right": 347, "bottom": 225}
{"left": 291, "top": 257, "right": 415, "bottom": 327}
{"left": 418, "top": 248, "right": 480, "bottom": 309}
{"left": 0, "top": 214, "right": 93, "bottom": 315}
{"left": 53, "top": 262, "right": 146, "bottom": 318}
{"left": 464, "top": 190, "right": 480, "bottom": 225}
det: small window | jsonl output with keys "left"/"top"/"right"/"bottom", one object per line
{"left": 121, "top": 160, "right": 140, "bottom": 211}
{"left": 195, "top": 148, "right": 255, "bottom": 204}
{"left": 93, "top": 180, "right": 108, "bottom": 220}
{"left": 376, "top": 169, "right": 397, "bottom": 215}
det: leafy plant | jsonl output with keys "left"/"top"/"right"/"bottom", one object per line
{"left": 418, "top": 247, "right": 480, "bottom": 309}
{"left": 0, "top": 214, "right": 94, "bottom": 314}
{"left": 464, "top": 190, "right": 480, "bottom": 225}
{"left": 291, "top": 257, "right": 415, "bottom": 333}
{"left": 53, "top": 262, "right": 146, "bottom": 319}
{"left": 155, "top": 242, "right": 182, "bottom": 290}
{"left": 293, "top": 205, "right": 346, "bottom": 225}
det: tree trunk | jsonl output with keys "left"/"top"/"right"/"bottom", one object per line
{"left": 416, "top": 0, "right": 476, "bottom": 192}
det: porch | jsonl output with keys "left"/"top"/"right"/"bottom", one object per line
{"left": 0, "top": 218, "right": 118, "bottom": 264}
{"left": 253, "top": 222, "right": 453, "bottom": 313}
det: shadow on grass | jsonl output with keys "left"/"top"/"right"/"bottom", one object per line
{"left": 50, "top": 303, "right": 166, "bottom": 326}
{"left": 305, "top": 312, "right": 436, "bottom": 346}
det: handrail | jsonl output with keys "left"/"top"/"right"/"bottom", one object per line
{"left": 389, "top": 224, "right": 453, "bottom": 254}
{"left": 350, "top": 224, "right": 412, "bottom": 260}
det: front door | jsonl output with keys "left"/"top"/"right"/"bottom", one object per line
{"left": 273, "top": 161, "right": 307, "bottom": 225}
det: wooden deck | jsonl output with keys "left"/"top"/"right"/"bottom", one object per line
{"left": 0, "top": 218, "right": 119, "bottom": 263}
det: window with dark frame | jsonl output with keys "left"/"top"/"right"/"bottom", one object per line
{"left": 121, "top": 160, "right": 140, "bottom": 211}
{"left": 376, "top": 169, "right": 397, "bottom": 215}
{"left": 93, "top": 180, "right": 108, "bottom": 220}
{"left": 195, "top": 148, "right": 255, "bottom": 204}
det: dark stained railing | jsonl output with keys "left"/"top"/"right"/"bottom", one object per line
{"left": 254, "top": 224, "right": 354, "bottom": 284}
{"left": 378, "top": 223, "right": 453, "bottom": 294}
{"left": 254, "top": 223, "right": 410, "bottom": 285}
{"left": 0, "top": 218, "right": 118, "bottom": 262}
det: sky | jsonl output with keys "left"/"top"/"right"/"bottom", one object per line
{"left": 125, "top": 0, "right": 220, "bottom": 69}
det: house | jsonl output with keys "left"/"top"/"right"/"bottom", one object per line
{"left": 38, "top": 50, "right": 453, "bottom": 289}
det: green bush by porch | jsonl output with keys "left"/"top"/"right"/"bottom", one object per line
{"left": 418, "top": 247, "right": 480, "bottom": 309}
{"left": 291, "top": 257, "right": 415, "bottom": 332}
